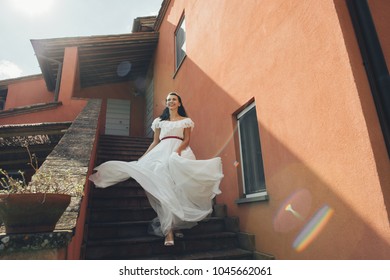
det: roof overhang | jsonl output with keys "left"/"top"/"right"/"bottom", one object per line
{"left": 31, "top": 32, "right": 159, "bottom": 90}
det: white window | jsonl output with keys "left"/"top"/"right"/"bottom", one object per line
{"left": 237, "top": 102, "right": 268, "bottom": 203}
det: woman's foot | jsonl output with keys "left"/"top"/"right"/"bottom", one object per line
{"left": 164, "top": 230, "right": 174, "bottom": 246}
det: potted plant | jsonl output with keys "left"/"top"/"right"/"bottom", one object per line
{"left": 0, "top": 146, "right": 84, "bottom": 234}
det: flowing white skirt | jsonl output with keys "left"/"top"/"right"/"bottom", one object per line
{"left": 89, "top": 138, "right": 223, "bottom": 236}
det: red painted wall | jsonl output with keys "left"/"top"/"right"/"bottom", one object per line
{"left": 3, "top": 77, "right": 53, "bottom": 109}
{"left": 0, "top": 73, "right": 87, "bottom": 125}
{"left": 153, "top": 0, "right": 390, "bottom": 259}
{"left": 0, "top": 50, "right": 87, "bottom": 125}
{"left": 369, "top": 0, "right": 390, "bottom": 67}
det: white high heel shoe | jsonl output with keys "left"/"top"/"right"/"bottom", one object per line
{"left": 164, "top": 231, "right": 174, "bottom": 246}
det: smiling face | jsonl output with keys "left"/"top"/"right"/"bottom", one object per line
{"left": 166, "top": 94, "right": 181, "bottom": 111}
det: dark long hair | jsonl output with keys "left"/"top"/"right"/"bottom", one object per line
{"left": 159, "top": 92, "right": 188, "bottom": 121}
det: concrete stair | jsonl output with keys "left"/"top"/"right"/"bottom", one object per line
{"left": 82, "top": 135, "right": 257, "bottom": 260}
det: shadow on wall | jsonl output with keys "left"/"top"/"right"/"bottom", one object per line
{"left": 333, "top": 0, "right": 390, "bottom": 222}
{"left": 154, "top": 13, "right": 390, "bottom": 257}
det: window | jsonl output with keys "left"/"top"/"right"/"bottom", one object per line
{"left": 236, "top": 102, "right": 268, "bottom": 204}
{"left": 0, "top": 89, "right": 7, "bottom": 111}
{"left": 174, "top": 15, "right": 186, "bottom": 71}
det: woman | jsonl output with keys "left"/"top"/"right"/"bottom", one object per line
{"left": 89, "top": 92, "right": 223, "bottom": 246}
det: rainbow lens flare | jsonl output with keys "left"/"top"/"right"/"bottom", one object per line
{"left": 293, "top": 205, "right": 334, "bottom": 252}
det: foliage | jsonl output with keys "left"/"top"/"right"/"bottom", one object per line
{"left": 0, "top": 146, "right": 84, "bottom": 196}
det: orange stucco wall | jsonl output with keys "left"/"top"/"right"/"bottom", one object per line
{"left": 0, "top": 49, "right": 87, "bottom": 125}
{"left": 153, "top": 0, "right": 390, "bottom": 259}
{"left": 0, "top": 73, "right": 87, "bottom": 125}
{"left": 369, "top": 0, "right": 390, "bottom": 68}
{"left": 3, "top": 77, "right": 53, "bottom": 109}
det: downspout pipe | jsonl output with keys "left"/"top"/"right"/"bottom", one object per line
{"left": 347, "top": 0, "right": 390, "bottom": 158}
{"left": 54, "top": 63, "right": 63, "bottom": 102}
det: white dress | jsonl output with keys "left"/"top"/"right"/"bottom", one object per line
{"left": 89, "top": 117, "right": 223, "bottom": 236}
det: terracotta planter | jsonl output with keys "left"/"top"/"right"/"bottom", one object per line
{"left": 0, "top": 193, "right": 71, "bottom": 234}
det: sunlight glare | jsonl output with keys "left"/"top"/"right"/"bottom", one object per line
{"left": 11, "top": 0, "right": 54, "bottom": 17}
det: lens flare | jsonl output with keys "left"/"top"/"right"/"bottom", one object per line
{"left": 117, "top": 61, "right": 132, "bottom": 77}
{"left": 293, "top": 205, "right": 334, "bottom": 252}
{"left": 285, "top": 203, "right": 304, "bottom": 221}
{"left": 273, "top": 189, "right": 312, "bottom": 232}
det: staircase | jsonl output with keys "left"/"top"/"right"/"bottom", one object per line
{"left": 82, "top": 135, "right": 256, "bottom": 260}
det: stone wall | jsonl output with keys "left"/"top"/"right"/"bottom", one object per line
{"left": 0, "top": 99, "right": 102, "bottom": 259}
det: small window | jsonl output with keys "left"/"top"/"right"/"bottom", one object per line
{"left": 175, "top": 15, "right": 186, "bottom": 71}
{"left": 0, "top": 89, "right": 7, "bottom": 111}
{"left": 236, "top": 102, "right": 268, "bottom": 203}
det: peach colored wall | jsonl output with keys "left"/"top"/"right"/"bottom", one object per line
{"left": 369, "top": 0, "right": 390, "bottom": 67}
{"left": 0, "top": 48, "right": 87, "bottom": 125}
{"left": 362, "top": 0, "right": 390, "bottom": 218}
{"left": 153, "top": 0, "right": 390, "bottom": 259}
{"left": 4, "top": 77, "right": 53, "bottom": 109}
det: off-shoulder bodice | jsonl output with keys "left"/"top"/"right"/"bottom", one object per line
{"left": 151, "top": 117, "right": 194, "bottom": 140}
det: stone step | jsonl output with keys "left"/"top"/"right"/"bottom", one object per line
{"left": 96, "top": 154, "right": 142, "bottom": 163}
{"left": 83, "top": 136, "right": 256, "bottom": 260}
{"left": 86, "top": 217, "right": 229, "bottom": 241}
{"left": 96, "top": 136, "right": 151, "bottom": 162}
{"left": 87, "top": 220, "right": 152, "bottom": 240}
{"left": 84, "top": 232, "right": 242, "bottom": 260}
{"left": 98, "top": 142, "right": 150, "bottom": 150}
{"left": 88, "top": 207, "right": 156, "bottom": 223}
{"left": 91, "top": 180, "right": 146, "bottom": 197}
{"left": 99, "top": 135, "right": 152, "bottom": 142}
{"left": 97, "top": 149, "right": 144, "bottom": 156}
{"left": 146, "top": 248, "right": 254, "bottom": 260}
{"left": 90, "top": 194, "right": 151, "bottom": 208}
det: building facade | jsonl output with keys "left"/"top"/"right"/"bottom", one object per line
{"left": 1, "top": 0, "right": 389, "bottom": 259}
{"left": 151, "top": 0, "right": 390, "bottom": 259}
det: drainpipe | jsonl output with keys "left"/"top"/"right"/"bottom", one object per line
{"left": 54, "top": 63, "right": 63, "bottom": 102}
{"left": 347, "top": 0, "right": 390, "bottom": 158}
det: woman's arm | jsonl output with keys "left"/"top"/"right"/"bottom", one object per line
{"left": 139, "top": 128, "right": 161, "bottom": 159}
{"left": 176, "top": 127, "right": 191, "bottom": 156}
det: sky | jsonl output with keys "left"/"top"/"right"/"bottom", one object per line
{"left": 0, "top": 0, "right": 163, "bottom": 80}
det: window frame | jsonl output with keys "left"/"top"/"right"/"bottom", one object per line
{"left": 235, "top": 102, "right": 269, "bottom": 204}
{"left": 173, "top": 14, "right": 186, "bottom": 76}
{"left": 0, "top": 89, "right": 7, "bottom": 111}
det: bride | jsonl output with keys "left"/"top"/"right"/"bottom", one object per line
{"left": 89, "top": 92, "right": 224, "bottom": 246}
